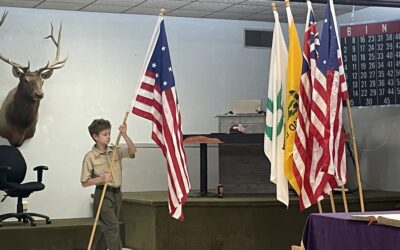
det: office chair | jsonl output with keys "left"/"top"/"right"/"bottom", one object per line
{"left": 0, "top": 145, "right": 51, "bottom": 226}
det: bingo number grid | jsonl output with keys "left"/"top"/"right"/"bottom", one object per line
{"left": 340, "top": 21, "right": 400, "bottom": 107}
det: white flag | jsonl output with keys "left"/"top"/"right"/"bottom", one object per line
{"left": 264, "top": 10, "right": 289, "bottom": 207}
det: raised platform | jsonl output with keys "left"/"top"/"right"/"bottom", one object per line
{"left": 120, "top": 190, "right": 400, "bottom": 250}
{"left": 0, "top": 218, "right": 95, "bottom": 250}
{"left": 0, "top": 190, "right": 399, "bottom": 250}
{"left": 0, "top": 218, "right": 125, "bottom": 250}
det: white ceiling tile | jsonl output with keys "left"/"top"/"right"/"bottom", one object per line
{"left": 36, "top": 1, "right": 86, "bottom": 11}
{"left": 198, "top": 0, "right": 245, "bottom": 3}
{"left": 265, "top": 5, "right": 284, "bottom": 14}
{"left": 205, "top": 11, "right": 251, "bottom": 20}
{"left": 0, "top": 0, "right": 371, "bottom": 22}
{"left": 245, "top": 0, "right": 273, "bottom": 6}
{"left": 82, "top": 4, "right": 129, "bottom": 13}
{"left": 95, "top": 0, "right": 144, "bottom": 6}
{"left": 45, "top": 0, "right": 94, "bottom": 3}
{"left": 124, "top": 6, "right": 173, "bottom": 15}
{"left": 0, "top": 0, "right": 42, "bottom": 8}
{"left": 137, "top": 0, "right": 192, "bottom": 9}
{"left": 256, "top": 6, "right": 274, "bottom": 14}
{"left": 274, "top": 1, "right": 286, "bottom": 10}
{"left": 167, "top": 9, "right": 211, "bottom": 18}
{"left": 223, "top": 4, "right": 265, "bottom": 14}
{"left": 181, "top": 2, "right": 233, "bottom": 12}
{"left": 287, "top": 1, "right": 306, "bottom": 8}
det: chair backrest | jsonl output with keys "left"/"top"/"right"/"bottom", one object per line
{"left": 0, "top": 145, "right": 27, "bottom": 184}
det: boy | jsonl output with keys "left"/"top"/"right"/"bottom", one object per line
{"left": 81, "top": 118, "right": 136, "bottom": 250}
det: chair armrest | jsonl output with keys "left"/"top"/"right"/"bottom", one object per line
{"left": 33, "top": 165, "right": 48, "bottom": 183}
{"left": 0, "top": 166, "right": 11, "bottom": 188}
{"left": 33, "top": 166, "right": 49, "bottom": 171}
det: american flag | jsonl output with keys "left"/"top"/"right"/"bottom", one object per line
{"left": 311, "top": 0, "right": 348, "bottom": 202}
{"left": 293, "top": 0, "right": 320, "bottom": 210}
{"left": 132, "top": 17, "right": 191, "bottom": 221}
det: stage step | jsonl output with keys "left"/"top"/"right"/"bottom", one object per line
{"left": 0, "top": 217, "right": 125, "bottom": 250}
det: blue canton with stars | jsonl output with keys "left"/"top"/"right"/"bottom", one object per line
{"left": 316, "top": 3, "right": 339, "bottom": 75}
{"left": 147, "top": 20, "right": 175, "bottom": 91}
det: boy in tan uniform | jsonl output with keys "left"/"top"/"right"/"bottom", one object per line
{"left": 81, "top": 118, "right": 136, "bottom": 250}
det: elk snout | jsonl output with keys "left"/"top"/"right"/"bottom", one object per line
{"left": 34, "top": 90, "right": 44, "bottom": 99}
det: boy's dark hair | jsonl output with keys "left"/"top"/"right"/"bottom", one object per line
{"left": 88, "top": 119, "right": 111, "bottom": 141}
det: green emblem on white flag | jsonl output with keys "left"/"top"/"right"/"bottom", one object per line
{"left": 264, "top": 10, "right": 289, "bottom": 207}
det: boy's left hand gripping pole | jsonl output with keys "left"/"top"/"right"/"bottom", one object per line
{"left": 87, "top": 111, "right": 130, "bottom": 250}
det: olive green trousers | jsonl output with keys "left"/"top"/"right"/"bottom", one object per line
{"left": 93, "top": 187, "right": 123, "bottom": 250}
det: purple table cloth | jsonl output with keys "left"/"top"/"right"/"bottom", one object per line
{"left": 303, "top": 211, "right": 400, "bottom": 250}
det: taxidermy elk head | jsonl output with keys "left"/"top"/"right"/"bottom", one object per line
{"left": 0, "top": 11, "right": 67, "bottom": 147}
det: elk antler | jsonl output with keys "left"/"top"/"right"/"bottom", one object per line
{"left": 0, "top": 11, "right": 30, "bottom": 71}
{"left": 0, "top": 11, "right": 8, "bottom": 27}
{"left": 39, "top": 22, "right": 68, "bottom": 72}
{"left": 0, "top": 54, "right": 30, "bottom": 71}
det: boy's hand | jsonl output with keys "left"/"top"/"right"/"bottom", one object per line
{"left": 100, "top": 172, "right": 112, "bottom": 183}
{"left": 119, "top": 123, "right": 127, "bottom": 135}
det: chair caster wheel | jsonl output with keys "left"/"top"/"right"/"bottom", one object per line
{"left": 23, "top": 218, "right": 29, "bottom": 223}
{"left": 46, "top": 219, "right": 51, "bottom": 224}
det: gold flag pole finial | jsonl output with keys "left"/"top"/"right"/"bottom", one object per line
{"left": 160, "top": 8, "right": 165, "bottom": 16}
{"left": 272, "top": 1, "right": 277, "bottom": 11}
{"left": 285, "top": 0, "right": 290, "bottom": 7}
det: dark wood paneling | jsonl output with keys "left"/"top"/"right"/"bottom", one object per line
{"left": 219, "top": 143, "right": 275, "bottom": 194}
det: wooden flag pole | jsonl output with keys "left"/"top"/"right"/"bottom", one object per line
{"left": 330, "top": 186, "right": 348, "bottom": 213}
{"left": 87, "top": 10, "right": 167, "bottom": 249}
{"left": 345, "top": 99, "right": 365, "bottom": 212}
{"left": 329, "top": 192, "right": 336, "bottom": 212}
{"left": 318, "top": 186, "right": 349, "bottom": 213}
{"left": 341, "top": 185, "right": 349, "bottom": 212}
{"left": 317, "top": 201, "right": 322, "bottom": 213}
{"left": 87, "top": 111, "right": 129, "bottom": 250}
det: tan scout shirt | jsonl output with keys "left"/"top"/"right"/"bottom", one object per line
{"left": 80, "top": 145, "right": 134, "bottom": 187}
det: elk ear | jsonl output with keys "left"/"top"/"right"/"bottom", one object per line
{"left": 12, "top": 66, "right": 23, "bottom": 78}
{"left": 41, "top": 69, "right": 53, "bottom": 79}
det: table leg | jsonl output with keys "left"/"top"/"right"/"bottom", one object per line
{"left": 200, "top": 143, "right": 207, "bottom": 196}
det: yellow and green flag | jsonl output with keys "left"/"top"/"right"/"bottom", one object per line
{"left": 284, "top": 3, "right": 302, "bottom": 195}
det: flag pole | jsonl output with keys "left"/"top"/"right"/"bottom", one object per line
{"left": 317, "top": 201, "right": 323, "bottom": 213}
{"left": 87, "top": 111, "right": 129, "bottom": 250}
{"left": 87, "top": 9, "right": 167, "bottom": 250}
{"left": 328, "top": 0, "right": 364, "bottom": 212}
{"left": 345, "top": 99, "right": 365, "bottom": 212}
{"left": 130, "top": 10, "right": 164, "bottom": 112}
{"left": 325, "top": 0, "right": 350, "bottom": 214}
{"left": 329, "top": 192, "right": 336, "bottom": 212}
{"left": 341, "top": 185, "right": 349, "bottom": 212}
